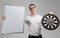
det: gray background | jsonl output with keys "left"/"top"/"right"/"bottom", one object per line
{"left": 0, "top": 0, "right": 60, "bottom": 38}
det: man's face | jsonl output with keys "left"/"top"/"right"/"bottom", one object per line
{"left": 29, "top": 6, "right": 36, "bottom": 14}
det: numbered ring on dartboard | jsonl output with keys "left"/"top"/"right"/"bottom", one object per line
{"left": 42, "top": 14, "right": 59, "bottom": 30}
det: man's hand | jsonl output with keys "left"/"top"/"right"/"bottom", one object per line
{"left": 48, "top": 11, "right": 54, "bottom": 14}
{"left": 2, "top": 16, "right": 6, "bottom": 21}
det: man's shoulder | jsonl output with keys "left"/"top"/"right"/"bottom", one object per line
{"left": 37, "top": 14, "right": 42, "bottom": 18}
{"left": 25, "top": 15, "right": 31, "bottom": 19}
{"left": 26, "top": 15, "right": 30, "bottom": 17}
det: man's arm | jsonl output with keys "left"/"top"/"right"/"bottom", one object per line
{"left": 24, "top": 16, "right": 30, "bottom": 25}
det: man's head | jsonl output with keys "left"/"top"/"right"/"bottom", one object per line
{"left": 29, "top": 4, "right": 36, "bottom": 14}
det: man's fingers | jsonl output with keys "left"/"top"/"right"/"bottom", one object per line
{"left": 49, "top": 12, "right": 54, "bottom": 14}
{"left": 2, "top": 16, "right": 6, "bottom": 20}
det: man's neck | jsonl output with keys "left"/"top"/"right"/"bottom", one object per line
{"left": 31, "top": 13, "right": 37, "bottom": 16}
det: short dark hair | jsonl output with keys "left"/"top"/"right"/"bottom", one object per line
{"left": 29, "top": 4, "right": 36, "bottom": 9}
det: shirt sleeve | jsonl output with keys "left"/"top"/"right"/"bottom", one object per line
{"left": 24, "top": 16, "right": 30, "bottom": 25}
{"left": 39, "top": 15, "right": 43, "bottom": 34}
{"left": 40, "top": 15, "right": 43, "bottom": 23}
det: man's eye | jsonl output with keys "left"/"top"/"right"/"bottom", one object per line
{"left": 30, "top": 8, "right": 32, "bottom": 9}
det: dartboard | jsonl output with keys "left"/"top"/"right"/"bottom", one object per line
{"left": 42, "top": 14, "right": 59, "bottom": 30}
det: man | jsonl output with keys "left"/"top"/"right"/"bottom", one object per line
{"left": 25, "top": 4, "right": 42, "bottom": 38}
{"left": 2, "top": 4, "right": 53, "bottom": 38}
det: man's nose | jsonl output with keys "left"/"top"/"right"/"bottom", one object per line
{"left": 31, "top": 9, "right": 34, "bottom": 11}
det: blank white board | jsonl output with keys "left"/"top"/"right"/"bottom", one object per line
{"left": 1, "top": 5, "right": 25, "bottom": 34}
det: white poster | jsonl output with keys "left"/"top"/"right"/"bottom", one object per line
{"left": 1, "top": 5, "right": 25, "bottom": 34}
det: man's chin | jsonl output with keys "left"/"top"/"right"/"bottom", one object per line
{"left": 31, "top": 12, "right": 35, "bottom": 14}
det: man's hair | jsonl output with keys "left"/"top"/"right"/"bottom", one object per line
{"left": 29, "top": 4, "right": 36, "bottom": 9}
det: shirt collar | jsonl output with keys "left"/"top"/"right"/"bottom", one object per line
{"left": 30, "top": 13, "right": 37, "bottom": 17}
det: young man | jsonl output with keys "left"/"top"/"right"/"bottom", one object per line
{"left": 25, "top": 4, "right": 42, "bottom": 38}
{"left": 2, "top": 4, "right": 53, "bottom": 38}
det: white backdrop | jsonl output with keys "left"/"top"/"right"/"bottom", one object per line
{"left": 1, "top": 5, "right": 25, "bottom": 34}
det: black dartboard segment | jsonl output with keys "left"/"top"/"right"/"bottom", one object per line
{"left": 42, "top": 14, "right": 59, "bottom": 30}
